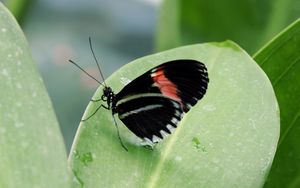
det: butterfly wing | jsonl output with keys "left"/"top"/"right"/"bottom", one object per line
{"left": 115, "top": 94, "right": 183, "bottom": 142}
{"left": 153, "top": 60, "right": 209, "bottom": 112}
{"left": 114, "top": 60, "right": 209, "bottom": 142}
{"left": 115, "top": 59, "right": 209, "bottom": 112}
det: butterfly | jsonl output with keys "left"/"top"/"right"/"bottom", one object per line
{"left": 70, "top": 38, "right": 209, "bottom": 151}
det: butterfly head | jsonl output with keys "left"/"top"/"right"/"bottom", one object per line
{"left": 102, "top": 86, "right": 111, "bottom": 95}
{"left": 102, "top": 86, "right": 115, "bottom": 108}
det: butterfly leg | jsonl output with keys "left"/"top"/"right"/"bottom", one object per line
{"left": 90, "top": 94, "right": 108, "bottom": 102}
{"left": 90, "top": 99, "right": 102, "bottom": 102}
{"left": 112, "top": 114, "right": 128, "bottom": 152}
{"left": 81, "top": 104, "right": 109, "bottom": 122}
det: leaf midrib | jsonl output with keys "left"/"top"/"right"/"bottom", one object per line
{"left": 145, "top": 47, "right": 222, "bottom": 188}
{"left": 255, "top": 26, "right": 300, "bottom": 66}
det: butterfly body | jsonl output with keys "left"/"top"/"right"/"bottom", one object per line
{"left": 99, "top": 60, "right": 209, "bottom": 144}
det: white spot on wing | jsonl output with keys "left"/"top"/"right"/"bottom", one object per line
{"left": 152, "top": 135, "right": 162, "bottom": 143}
{"left": 171, "top": 117, "right": 178, "bottom": 125}
{"left": 175, "top": 110, "right": 182, "bottom": 117}
{"left": 152, "top": 82, "right": 159, "bottom": 87}
{"left": 160, "top": 130, "right": 169, "bottom": 138}
{"left": 143, "top": 137, "right": 153, "bottom": 145}
{"left": 166, "top": 124, "right": 176, "bottom": 133}
{"left": 151, "top": 72, "right": 157, "bottom": 77}
{"left": 172, "top": 101, "right": 180, "bottom": 108}
{"left": 186, "top": 104, "right": 192, "bottom": 109}
{"left": 151, "top": 68, "right": 157, "bottom": 73}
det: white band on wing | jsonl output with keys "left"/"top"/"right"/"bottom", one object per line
{"left": 119, "top": 104, "right": 163, "bottom": 119}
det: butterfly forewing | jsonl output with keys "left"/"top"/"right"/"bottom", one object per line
{"left": 115, "top": 60, "right": 208, "bottom": 112}
{"left": 151, "top": 60, "right": 209, "bottom": 112}
{"left": 116, "top": 94, "right": 183, "bottom": 142}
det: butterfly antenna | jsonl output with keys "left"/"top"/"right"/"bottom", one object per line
{"left": 112, "top": 115, "right": 128, "bottom": 152}
{"left": 69, "top": 60, "right": 104, "bottom": 86}
{"left": 89, "top": 37, "right": 107, "bottom": 86}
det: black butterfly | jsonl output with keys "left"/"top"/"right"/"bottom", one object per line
{"left": 70, "top": 38, "right": 209, "bottom": 150}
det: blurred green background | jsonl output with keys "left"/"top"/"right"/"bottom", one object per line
{"left": 1, "top": 0, "right": 161, "bottom": 151}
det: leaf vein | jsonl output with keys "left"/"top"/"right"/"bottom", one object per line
{"left": 278, "top": 109, "right": 300, "bottom": 146}
{"left": 273, "top": 56, "right": 300, "bottom": 86}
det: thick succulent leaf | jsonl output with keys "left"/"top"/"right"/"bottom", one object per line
{"left": 254, "top": 18, "right": 300, "bottom": 188}
{"left": 69, "top": 41, "right": 279, "bottom": 188}
{"left": 0, "top": 3, "right": 70, "bottom": 188}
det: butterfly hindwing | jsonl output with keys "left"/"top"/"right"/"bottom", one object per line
{"left": 115, "top": 94, "right": 183, "bottom": 142}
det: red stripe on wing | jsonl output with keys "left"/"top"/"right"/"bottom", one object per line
{"left": 151, "top": 69, "right": 182, "bottom": 106}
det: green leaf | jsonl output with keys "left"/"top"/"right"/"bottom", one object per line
{"left": 0, "top": 3, "right": 70, "bottom": 188}
{"left": 69, "top": 41, "right": 279, "bottom": 188}
{"left": 3, "top": 0, "right": 35, "bottom": 24}
{"left": 156, "top": 0, "right": 300, "bottom": 54}
{"left": 254, "top": 18, "right": 300, "bottom": 188}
